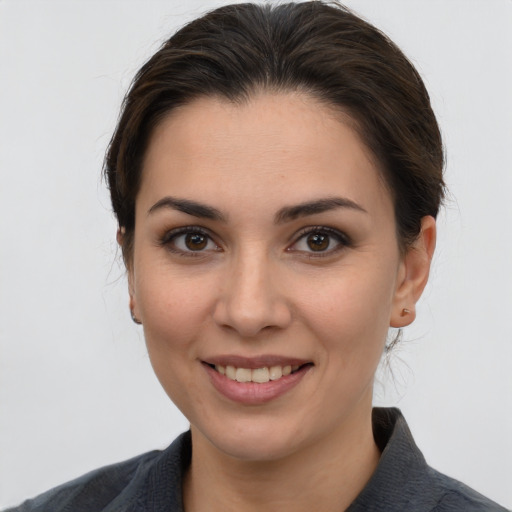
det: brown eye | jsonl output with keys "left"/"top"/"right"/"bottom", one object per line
{"left": 185, "top": 233, "right": 208, "bottom": 250}
{"left": 306, "top": 232, "right": 330, "bottom": 251}
{"left": 161, "top": 228, "right": 220, "bottom": 255}
{"left": 289, "top": 227, "right": 351, "bottom": 257}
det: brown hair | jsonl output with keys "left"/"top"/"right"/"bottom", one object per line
{"left": 105, "top": 1, "right": 444, "bottom": 262}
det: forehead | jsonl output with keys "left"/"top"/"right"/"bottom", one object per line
{"left": 139, "top": 93, "right": 392, "bottom": 218}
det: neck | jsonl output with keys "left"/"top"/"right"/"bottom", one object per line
{"left": 183, "top": 401, "right": 380, "bottom": 512}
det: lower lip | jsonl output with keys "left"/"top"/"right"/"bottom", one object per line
{"left": 203, "top": 363, "right": 311, "bottom": 405}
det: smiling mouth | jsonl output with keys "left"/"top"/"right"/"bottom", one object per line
{"left": 206, "top": 363, "right": 313, "bottom": 384}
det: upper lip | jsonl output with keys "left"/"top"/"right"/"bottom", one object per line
{"left": 202, "top": 355, "right": 312, "bottom": 369}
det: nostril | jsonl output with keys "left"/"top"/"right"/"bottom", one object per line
{"left": 212, "top": 295, "right": 293, "bottom": 337}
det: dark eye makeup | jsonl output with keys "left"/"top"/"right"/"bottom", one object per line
{"left": 159, "top": 226, "right": 221, "bottom": 257}
{"left": 158, "top": 225, "right": 352, "bottom": 258}
{"left": 288, "top": 226, "right": 352, "bottom": 258}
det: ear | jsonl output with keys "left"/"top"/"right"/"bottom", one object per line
{"left": 390, "top": 216, "right": 436, "bottom": 328}
{"left": 117, "top": 227, "right": 139, "bottom": 320}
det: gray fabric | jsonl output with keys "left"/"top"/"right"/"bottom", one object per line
{"left": 347, "top": 409, "right": 508, "bottom": 511}
{"left": 5, "top": 408, "right": 508, "bottom": 511}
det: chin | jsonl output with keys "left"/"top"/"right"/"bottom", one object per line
{"left": 191, "top": 416, "right": 311, "bottom": 462}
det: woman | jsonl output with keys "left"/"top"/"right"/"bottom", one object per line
{"left": 4, "top": 2, "right": 509, "bottom": 511}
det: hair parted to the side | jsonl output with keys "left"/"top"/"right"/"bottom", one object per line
{"left": 104, "top": 1, "right": 445, "bottom": 265}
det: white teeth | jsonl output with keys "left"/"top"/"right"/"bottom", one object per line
{"left": 251, "top": 367, "right": 270, "bottom": 383}
{"left": 215, "top": 363, "right": 303, "bottom": 383}
{"left": 269, "top": 365, "right": 283, "bottom": 380}
{"left": 235, "top": 368, "right": 252, "bottom": 382}
{"left": 226, "top": 365, "right": 236, "bottom": 380}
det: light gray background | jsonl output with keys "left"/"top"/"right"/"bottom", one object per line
{"left": 1, "top": 0, "right": 511, "bottom": 509}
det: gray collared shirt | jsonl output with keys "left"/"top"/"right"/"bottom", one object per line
{"left": 5, "top": 408, "right": 508, "bottom": 511}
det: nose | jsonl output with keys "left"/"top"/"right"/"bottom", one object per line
{"left": 212, "top": 249, "right": 292, "bottom": 338}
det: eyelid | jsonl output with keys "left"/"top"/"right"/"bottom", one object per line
{"left": 159, "top": 225, "right": 221, "bottom": 256}
{"left": 160, "top": 225, "right": 211, "bottom": 243}
{"left": 287, "top": 225, "right": 352, "bottom": 256}
{"left": 158, "top": 224, "right": 351, "bottom": 258}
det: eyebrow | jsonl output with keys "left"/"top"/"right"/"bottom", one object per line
{"left": 274, "top": 197, "right": 367, "bottom": 224}
{"left": 147, "top": 195, "right": 367, "bottom": 223}
{"left": 148, "top": 196, "right": 227, "bottom": 222}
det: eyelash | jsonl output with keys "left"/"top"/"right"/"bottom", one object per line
{"left": 159, "top": 226, "right": 220, "bottom": 257}
{"left": 288, "top": 226, "right": 352, "bottom": 258}
{"left": 159, "top": 225, "right": 352, "bottom": 258}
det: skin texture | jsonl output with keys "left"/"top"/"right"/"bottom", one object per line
{"left": 125, "top": 93, "right": 436, "bottom": 511}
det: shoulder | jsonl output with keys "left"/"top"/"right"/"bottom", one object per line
{"left": 3, "top": 450, "right": 159, "bottom": 512}
{"left": 427, "top": 468, "right": 509, "bottom": 512}
{"left": 348, "top": 408, "right": 509, "bottom": 512}
{"left": 3, "top": 431, "right": 191, "bottom": 512}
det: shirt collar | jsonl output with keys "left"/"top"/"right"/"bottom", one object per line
{"left": 144, "top": 408, "right": 427, "bottom": 512}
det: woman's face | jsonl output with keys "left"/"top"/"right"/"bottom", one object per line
{"left": 129, "top": 93, "right": 428, "bottom": 461}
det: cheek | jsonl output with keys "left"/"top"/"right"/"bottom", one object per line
{"left": 135, "top": 270, "right": 214, "bottom": 353}
{"left": 295, "top": 265, "right": 396, "bottom": 360}
{"left": 136, "top": 275, "right": 212, "bottom": 413}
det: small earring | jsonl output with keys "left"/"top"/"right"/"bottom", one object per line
{"left": 401, "top": 308, "right": 411, "bottom": 317}
{"left": 130, "top": 309, "right": 142, "bottom": 325}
